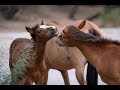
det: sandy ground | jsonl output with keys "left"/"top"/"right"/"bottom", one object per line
{"left": 0, "top": 27, "right": 120, "bottom": 85}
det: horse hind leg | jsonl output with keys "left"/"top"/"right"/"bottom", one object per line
{"left": 59, "top": 70, "right": 70, "bottom": 85}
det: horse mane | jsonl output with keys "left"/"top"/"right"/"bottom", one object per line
{"left": 32, "top": 24, "right": 39, "bottom": 30}
{"left": 89, "top": 29, "right": 101, "bottom": 37}
{"left": 30, "top": 24, "right": 39, "bottom": 44}
{"left": 66, "top": 25, "right": 120, "bottom": 45}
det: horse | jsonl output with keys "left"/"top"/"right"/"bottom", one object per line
{"left": 9, "top": 21, "right": 58, "bottom": 85}
{"left": 55, "top": 25, "right": 120, "bottom": 85}
{"left": 66, "top": 20, "right": 105, "bottom": 85}
{"left": 45, "top": 20, "right": 104, "bottom": 85}
{"left": 9, "top": 20, "right": 104, "bottom": 85}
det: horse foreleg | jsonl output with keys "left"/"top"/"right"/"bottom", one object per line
{"left": 75, "top": 66, "right": 86, "bottom": 85}
{"left": 18, "top": 77, "right": 33, "bottom": 85}
{"left": 35, "top": 76, "right": 44, "bottom": 85}
{"left": 43, "top": 69, "right": 49, "bottom": 85}
{"left": 59, "top": 70, "right": 70, "bottom": 85}
{"left": 34, "top": 71, "right": 44, "bottom": 85}
{"left": 24, "top": 78, "right": 33, "bottom": 85}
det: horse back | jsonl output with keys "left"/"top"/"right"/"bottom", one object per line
{"left": 47, "top": 21, "right": 62, "bottom": 26}
{"left": 72, "top": 20, "right": 105, "bottom": 38}
{"left": 9, "top": 38, "right": 32, "bottom": 70}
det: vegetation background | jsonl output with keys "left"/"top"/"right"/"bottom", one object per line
{"left": 0, "top": 5, "right": 120, "bottom": 33}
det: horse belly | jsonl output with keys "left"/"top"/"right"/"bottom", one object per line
{"left": 49, "top": 57, "right": 74, "bottom": 70}
{"left": 46, "top": 49, "right": 74, "bottom": 70}
{"left": 45, "top": 50, "right": 73, "bottom": 70}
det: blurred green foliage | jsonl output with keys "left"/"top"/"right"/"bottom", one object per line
{"left": 100, "top": 7, "right": 120, "bottom": 26}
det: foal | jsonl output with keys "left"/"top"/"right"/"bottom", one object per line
{"left": 56, "top": 25, "right": 120, "bottom": 85}
{"left": 9, "top": 22, "right": 58, "bottom": 85}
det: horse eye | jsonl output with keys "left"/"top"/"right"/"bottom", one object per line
{"left": 49, "top": 27, "right": 54, "bottom": 30}
{"left": 50, "top": 28, "right": 55, "bottom": 31}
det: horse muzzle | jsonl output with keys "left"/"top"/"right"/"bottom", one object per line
{"left": 51, "top": 28, "right": 59, "bottom": 36}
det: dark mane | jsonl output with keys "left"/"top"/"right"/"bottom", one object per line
{"left": 30, "top": 24, "right": 39, "bottom": 44}
{"left": 89, "top": 29, "right": 101, "bottom": 37}
{"left": 66, "top": 25, "right": 120, "bottom": 45}
{"left": 32, "top": 24, "right": 39, "bottom": 30}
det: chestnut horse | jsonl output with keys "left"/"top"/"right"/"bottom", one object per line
{"left": 9, "top": 21, "right": 58, "bottom": 85}
{"left": 55, "top": 25, "right": 120, "bottom": 85}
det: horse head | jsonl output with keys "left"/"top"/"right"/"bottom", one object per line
{"left": 25, "top": 20, "right": 58, "bottom": 42}
{"left": 55, "top": 25, "right": 79, "bottom": 47}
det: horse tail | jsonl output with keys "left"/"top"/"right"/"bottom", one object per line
{"left": 86, "top": 62, "right": 98, "bottom": 85}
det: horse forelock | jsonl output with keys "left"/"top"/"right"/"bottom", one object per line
{"left": 89, "top": 29, "right": 101, "bottom": 37}
{"left": 32, "top": 24, "right": 39, "bottom": 30}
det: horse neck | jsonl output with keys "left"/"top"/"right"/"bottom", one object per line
{"left": 34, "top": 41, "right": 46, "bottom": 64}
{"left": 75, "top": 41, "right": 106, "bottom": 67}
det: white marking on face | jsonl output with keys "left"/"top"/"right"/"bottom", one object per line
{"left": 39, "top": 25, "right": 56, "bottom": 29}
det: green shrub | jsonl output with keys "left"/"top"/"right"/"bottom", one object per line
{"left": 9, "top": 45, "right": 36, "bottom": 85}
{"left": 100, "top": 7, "right": 120, "bottom": 26}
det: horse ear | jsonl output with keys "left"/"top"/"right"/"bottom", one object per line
{"left": 78, "top": 20, "right": 86, "bottom": 29}
{"left": 41, "top": 20, "right": 44, "bottom": 25}
{"left": 25, "top": 27, "right": 33, "bottom": 34}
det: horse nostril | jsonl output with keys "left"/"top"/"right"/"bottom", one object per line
{"left": 51, "top": 29, "right": 55, "bottom": 31}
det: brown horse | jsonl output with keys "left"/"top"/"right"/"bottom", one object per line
{"left": 55, "top": 25, "right": 120, "bottom": 85}
{"left": 9, "top": 20, "right": 104, "bottom": 85}
{"left": 44, "top": 20, "right": 104, "bottom": 85}
{"left": 9, "top": 21, "right": 58, "bottom": 85}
